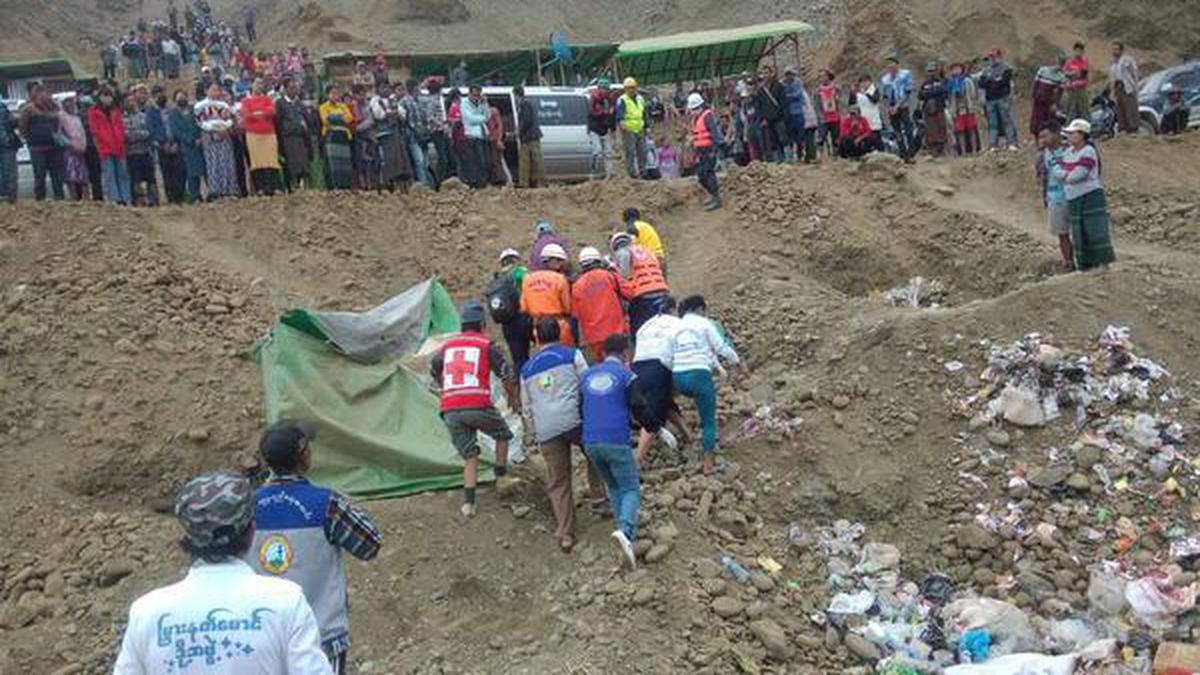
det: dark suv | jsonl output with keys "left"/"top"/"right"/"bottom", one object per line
{"left": 1138, "top": 60, "right": 1200, "bottom": 133}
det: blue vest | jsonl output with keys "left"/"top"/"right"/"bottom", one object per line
{"left": 580, "top": 358, "right": 634, "bottom": 446}
{"left": 247, "top": 479, "right": 349, "bottom": 647}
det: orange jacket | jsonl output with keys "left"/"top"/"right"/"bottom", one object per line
{"left": 572, "top": 268, "right": 628, "bottom": 350}
{"left": 619, "top": 245, "right": 669, "bottom": 299}
{"left": 520, "top": 270, "right": 571, "bottom": 317}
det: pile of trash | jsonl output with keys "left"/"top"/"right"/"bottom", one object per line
{"left": 806, "top": 519, "right": 1200, "bottom": 674}
{"left": 884, "top": 276, "right": 948, "bottom": 308}
{"left": 959, "top": 326, "right": 1173, "bottom": 428}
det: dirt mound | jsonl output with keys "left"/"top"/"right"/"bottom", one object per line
{"left": 3, "top": 133, "right": 1200, "bottom": 673}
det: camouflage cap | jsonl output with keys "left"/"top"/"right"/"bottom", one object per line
{"left": 173, "top": 472, "right": 255, "bottom": 549}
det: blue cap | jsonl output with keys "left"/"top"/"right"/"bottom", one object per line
{"left": 460, "top": 300, "right": 485, "bottom": 325}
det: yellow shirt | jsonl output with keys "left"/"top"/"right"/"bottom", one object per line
{"left": 319, "top": 101, "right": 353, "bottom": 139}
{"left": 633, "top": 221, "right": 665, "bottom": 260}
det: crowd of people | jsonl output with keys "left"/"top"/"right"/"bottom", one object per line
{"left": 111, "top": 207, "right": 741, "bottom": 674}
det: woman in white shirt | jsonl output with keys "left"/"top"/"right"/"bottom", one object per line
{"left": 671, "top": 295, "right": 740, "bottom": 475}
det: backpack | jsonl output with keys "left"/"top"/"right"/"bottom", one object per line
{"left": 484, "top": 273, "right": 520, "bottom": 324}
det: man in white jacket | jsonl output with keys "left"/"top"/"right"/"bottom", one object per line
{"left": 672, "top": 295, "right": 741, "bottom": 475}
{"left": 112, "top": 472, "right": 332, "bottom": 675}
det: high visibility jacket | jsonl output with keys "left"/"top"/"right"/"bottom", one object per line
{"left": 619, "top": 245, "right": 669, "bottom": 300}
{"left": 572, "top": 268, "right": 629, "bottom": 353}
{"left": 693, "top": 109, "right": 715, "bottom": 148}
{"left": 521, "top": 270, "right": 574, "bottom": 346}
{"left": 619, "top": 93, "right": 645, "bottom": 134}
{"left": 438, "top": 332, "right": 494, "bottom": 412}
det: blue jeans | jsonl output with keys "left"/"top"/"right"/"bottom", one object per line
{"left": 584, "top": 443, "right": 640, "bottom": 541}
{"left": 986, "top": 98, "right": 1018, "bottom": 149}
{"left": 408, "top": 137, "right": 431, "bottom": 188}
{"left": 100, "top": 156, "right": 131, "bottom": 204}
{"left": 674, "top": 369, "right": 718, "bottom": 452}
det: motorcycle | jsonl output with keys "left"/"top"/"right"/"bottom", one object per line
{"left": 1089, "top": 93, "right": 1118, "bottom": 140}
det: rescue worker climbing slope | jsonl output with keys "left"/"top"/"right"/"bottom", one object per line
{"left": 610, "top": 231, "right": 669, "bottom": 335}
{"left": 571, "top": 246, "right": 628, "bottom": 363}
{"left": 521, "top": 243, "right": 574, "bottom": 347}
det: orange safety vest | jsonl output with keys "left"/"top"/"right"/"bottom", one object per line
{"left": 572, "top": 268, "right": 629, "bottom": 356}
{"left": 692, "top": 109, "right": 714, "bottom": 148}
{"left": 621, "top": 245, "right": 669, "bottom": 299}
{"left": 520, "top": 270, "right": 574, "bottom": 346}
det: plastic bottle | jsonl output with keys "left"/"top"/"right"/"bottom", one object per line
{"left": 714, "top": 552, "right": 751, "bottom": 583}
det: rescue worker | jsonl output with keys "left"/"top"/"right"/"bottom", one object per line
{"left": 571, "top": 246, "right": 629, "bottom": 363}
{"left": 688, "top": 92, "right": 725, "bottom": 210}
{"left": 610, "top": 231, "right": 669, "bottom": 335}
{"left": 672, "top": 295, "right": 741, "bottom": 476}
{"left": 496, "top": 248, "right": 532, "bottom": 373}
{"left": 622, "top": 207, "right": 666, "bottom": 276}
{"left": 113, "top": 472, "right": 333, "bottom": 674}
{"left": 431, "top": 301, "right": 520, "bottom": 518}
{"left": 632, "top": 295, "right": 687, "bottom": 466}
{"left": 528, "top": 219, "right": 571, "bottom": 273}
{"left": 248, "top": 421, "right": 383, "bottom": 673}
{"left": 615, "top": 77, "right": 648, "bottom": 179}
{"left": 520, "top": 243, "right": 574, "bottom": 347}
{"left": 519, "top": 318, "right": 605, "bottom": 553}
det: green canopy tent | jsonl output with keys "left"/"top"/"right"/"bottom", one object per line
{"left": 255, "top": 279, "right": 511, "bottom": 500}
{"left": 322, "top": 43, "right": 619, "bottom": 88}
{"left": 612, "top": 20, "right": 815, "bottom": 86}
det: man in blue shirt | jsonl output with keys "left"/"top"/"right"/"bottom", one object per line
{"left": 1036, "top": 120, "right": 1072, "bottom": 270}
{"left": 580, "top": 334, "right": 662, "bottom": 568}
{"left": 880, "top": 55, "right": 916, "bottom": 161}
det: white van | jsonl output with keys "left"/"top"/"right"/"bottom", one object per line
{"left": 446, "top": 86, "right": 591, "bottom": 183}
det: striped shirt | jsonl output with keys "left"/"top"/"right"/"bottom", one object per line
{"left": 1053, "top": 143, "right": 1103, "bottom": 201}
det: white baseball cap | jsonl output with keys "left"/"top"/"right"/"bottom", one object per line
{"left": 1064, "top": 119, "right": 1091, "bottom": 134}
{"left": 541, "top": 243, "right": 567, "bottom": 261}
{"left": 578, "top": 246, "right": 602, "bottom": 265}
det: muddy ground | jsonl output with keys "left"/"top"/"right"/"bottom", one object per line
{"left": 1, "top": 132, "right": 1199, "bottom": 674}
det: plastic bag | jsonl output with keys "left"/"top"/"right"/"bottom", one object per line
{"left": 1125, "top": 569, "right": 1197, "bottom": 629}
{"left": 828, "top": 590, "right": 876, "bottom": 616}
{"left": 943, "top": 598, "right": 1038, "bottom": 657}
{"left": 1086, "top": 565, "right": 1127, "bottom": 617}
{"left": 857, "top": 542, "right": 902, "bottom": 573}
{"left": 944, "top": 653, "right": 1077, "bottom": 675}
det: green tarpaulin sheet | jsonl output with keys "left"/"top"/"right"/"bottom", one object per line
{"left": 255, "top": 279, "right": 499, "bottom": 500}
{"left": 614, "top": 20, "right": 814, "bottom": 86}
{"left": 323, "top": 43, "right": 618, "bottom": 87}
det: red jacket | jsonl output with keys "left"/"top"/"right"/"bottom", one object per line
{"left": 240, "top": 95, "right": 276, "bottom": 135}
{"left": 88, "top": 105, "right": 126, "bottom": 158}
{"left": 839, "top": 114, "right": 873, "bottom": 142}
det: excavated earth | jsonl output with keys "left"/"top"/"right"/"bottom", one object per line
{"left": 1, "top": 132, "right": 1200, "bottom": 674}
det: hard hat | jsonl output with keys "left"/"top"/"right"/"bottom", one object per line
{"left": 1064, "top": 118, "right": 1091, "bottom": 135}
{"left": 609, "top": 232, "right": 632, "bottom": 250}
{"left": 498, "top": 248, "right": 520, "bottom": 263}
{"left": 622, "top": 77, "right": 638, "bottom": 89}
{"left": 578, "top": 246, "right": 602, "bottom": 265}
{"left": 541, "top": 243, "right": 567, "bottom": 261}
{"left": 686, "top": 92, "right": 704, "bottom": 111}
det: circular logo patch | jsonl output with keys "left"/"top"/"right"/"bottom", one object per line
{"left": 258, "top": 534, "right": 293, "bottom": 575}
{"left": 587, "top": 372, "right": 616, "bottom": 394}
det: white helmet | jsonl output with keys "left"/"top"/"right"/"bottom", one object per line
{"left": 609, "top": 232, "right": 632, "bottom": 250}
{"left": 687, "top": 92, "right": 705, "bottom": 111}
{"left": 540, "top": 243, "right": 567, "bottom": 262}
{"left": 498, "top": 248, "right": 520, "bottom": 263}
{"left": 1064, "top": 118, "right": 1091, "bottom": 135}
{"left": 578, "top": 246, "right": 602, "bottom": 265}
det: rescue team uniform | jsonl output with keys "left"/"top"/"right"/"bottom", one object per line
{"left": 571, "top": 266, "right": 628, "bottom": 363}
{"left": 672, "top": 313, "right": 740, "bottom": 454}
{"left": 431, "top": 330, "right": 516, "bottom": 458}
{"left": 521, "top": 269, "right": 574, "bottom": 346}
{"left": 112, "top": 559, "right": 332, "bottom": 675}
{"left": 615, "top": 244, "right": 670, "bottom": 334}
{"left": 692, "top": 107, "right": 723, "bottom": 203}
{"left": 246, "top": 473, "right": 382, "bottom": 671}
{"left": 520, "top": 343, "right": 604, "bottom": 542}
{"left": 580, "top": 356, "right": 658, "bottom": 544}
{"left": 630, "top": 219, "right": 666, "bottom": 273}
{"left": 632, "top": 311, "right": 682, "bottom": 431}
{"left": 616, "top": 92, "right": 647, "bottom": 179}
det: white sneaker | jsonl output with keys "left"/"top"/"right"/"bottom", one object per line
{"left": 460, "top": 502, "right": 477, "bottom": 518}
{"left": 612, "top": 530, "right": 637, "bottom": 569}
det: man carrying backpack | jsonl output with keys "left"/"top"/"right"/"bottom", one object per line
{"left": 488, "top": 248, "right": 532, "bottom": 373}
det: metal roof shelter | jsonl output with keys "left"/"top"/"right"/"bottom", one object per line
{"left": 613, "top": 20, "right": 815, "bottom": 86}
{"left": 0, "top": 58, "right": 96, "bottom": 100}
